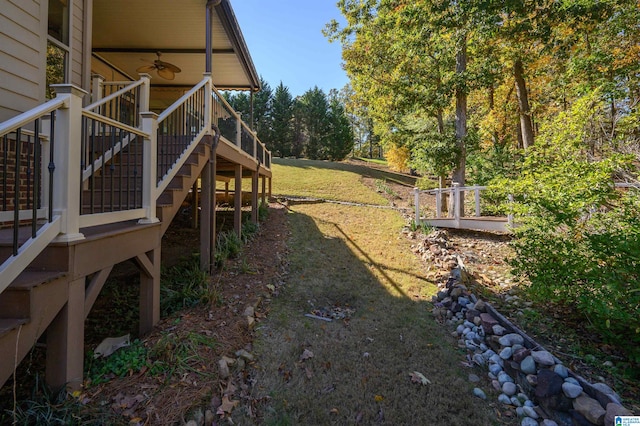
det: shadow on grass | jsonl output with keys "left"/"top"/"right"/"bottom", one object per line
{"left": 274, "top": 158, "right": 417, "bottom": 187}
{"left": 235, "top": 204, "right": 500, "bottom": 425}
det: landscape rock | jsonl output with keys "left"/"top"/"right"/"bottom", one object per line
{"left": 503, "top": 382, "right": 517, "bottom": 396}
{"left": 218, "top": 359, "right": 230, "bottom": 379}
{"left": 520, "top": 356, "right": 536, "bottom": 375}
{"left": 592, "top": 382, "right": 621, "bottom": 404}
{"left": 573, "top": 394, "right": 606, "bottom": 425}
{"left": 492, "top": 324, "right": 507, "bottom": 336}
{"left": 562, "top": 382, "right": 583, "bottom": 399}
{"left": 498, "top": 393, "right": 512, "bottom": 404}
{"left": 604, "top": 402, "right": 633, "bottom": 425}
{"left": 474, "top": 299, "right": 487, "bottom": 312}
{"left": 531, "top": 350, "right": 555, "bottom": 366}
{"left": 499, "top": 333, "right": 525, "bottom": 347}
{"left": 541, "top": 420, "right": 559, "bottom": 426}
{"left": 500, "top": 347, "right": 513, "bottom": 360}
{"left": 513, "top": 348, "right": 531, "bottom": 363}
{"left": 535, "top": 369, "right": 563, "bottom": 398}
{"left": 473, "top": 388, "right": 487, "bottom": 400}
{"left": 521, "top": 417, "right": 538, "bottom": 426}
{"left": 553, "top": 364, "right": 568, "bottom": 379}
{"left": 522, "top": 405, "right": 539, "bottom": 419}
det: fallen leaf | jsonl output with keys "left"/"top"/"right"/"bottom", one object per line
{"left": 305, "top": 366, "right": 313, "bottom": 379}
{"left": 300, "top": 349, "right": 314, "bottom": 361}
{"left": 216, "top": 396, "right": 239, "bottom": 415}
{"left": 409, "top": 371, "right": 431, "bottom": 385}
{"left": 330, "top": 408, "right": 339, "bottom": 415}
{"left": 374, "top": 394, "right": 384, "bottom": 402}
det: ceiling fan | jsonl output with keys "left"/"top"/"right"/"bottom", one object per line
{"left": 136, "top": 51, "right": 181, "bottom": 80}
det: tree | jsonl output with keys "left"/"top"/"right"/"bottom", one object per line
{"left": 325, "top": 92, "right": 354, "bottom": 160}
{"left": 299, "top": 87, "right": 329, "bottom": 160}
{"left": 270, "top": 82, "right": 294, "bottom": 157}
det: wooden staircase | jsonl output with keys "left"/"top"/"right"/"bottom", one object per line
{"left": 0, "top": 134, "right": 211, "bottom": 389}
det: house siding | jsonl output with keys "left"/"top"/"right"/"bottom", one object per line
{"left": 0, "top": 0, "right": 46, "bottom": 121}
{"left": 70, "top": 0, "right": 84, "bottom": 88}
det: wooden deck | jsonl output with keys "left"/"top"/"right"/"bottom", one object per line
{"left": 0, "top": 77, "right": 272, "bottom": 391}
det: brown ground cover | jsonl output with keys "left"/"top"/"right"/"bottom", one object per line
{"left": 2, "top": 158, "right": 637, "bottom": 425}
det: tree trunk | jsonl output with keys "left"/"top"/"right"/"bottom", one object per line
{"left": 488, "top": 86, "right": 499, "bottom": 147}
{"left": 514, "top": 58, "right": 535, "bottom": 149}
{"left": 451, "top": 33, "right": 467, "bottom": 216}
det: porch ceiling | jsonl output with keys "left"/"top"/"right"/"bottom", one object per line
{"left": 92, "top": 0, "right": 260, "bottom": 90}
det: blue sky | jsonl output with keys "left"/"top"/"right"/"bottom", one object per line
{"left": 231, "top": 1, "right": 349, "bottom": 97}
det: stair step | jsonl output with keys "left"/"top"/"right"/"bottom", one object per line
{"left": 0, "top": 270, "right": 67, "bottom": 319}
{"left": 0, "top": 318, "right": 29, "bottom": 337}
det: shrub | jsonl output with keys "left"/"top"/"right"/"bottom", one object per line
{"left": 491, "top": 94, "right": 640, "bottom": 364}
{"left": 385, "top": 145, "right": 411, "bottom": 173}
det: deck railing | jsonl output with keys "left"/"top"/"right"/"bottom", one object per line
{"left": 414, "top": 184, "right": 514, "bottom": 232}
{"left": 0, "top": 75, "right": 271, "bottom": 291}
{"left": 0, "top": 96, "right": 69, "bottom": 293}
{"left": 156, "top": 76, "right": 209, "bottom": 191}
{"left": 88, "top": 75, "right": 149, "bottom": 128}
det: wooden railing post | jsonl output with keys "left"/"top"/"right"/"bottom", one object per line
{"left": 40, "top": 115, "right": 52, "bottom": 219}
{"left": 91, "top": 74, "right": 105, "bottom": 104}
{"left": 453, "top": 182, "right": 461, "bottom": 227}
{"left": 139, "top": 112, "right": 159, "bottom": 224}
{"left": 253, "top": 132, "right": 257, "bottom": 159}
{"left": 414, "top": 188, "right": 420, "bottom": 224}
{"left": 435, "top": 188, "right": 442, "bottom": 218}
{"left": 236, "top": 112, "right": 242, "bottom": 148}
{"left": 203, "top": 73, "right": 212, "bottom": 133}
{"left": 507, "top": 194, "right": 514, "bottom": 228}
{"left": 50, "top": 84, "right": 86, "bottom": 242}
{"left": 475, "top": 187, "right": 481, "bottom": 217}
{"left": 138, "top": 73, "right": 151, "bottom": 114}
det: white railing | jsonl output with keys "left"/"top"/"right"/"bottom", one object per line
{"left": 0, "top": 74, "right": 272, "bottom": 292}
{"left": 414, "top": 184, "right": 514, "bottom": 231}
{"left": 0, "top": 96, "right": 67, "bottom": 294}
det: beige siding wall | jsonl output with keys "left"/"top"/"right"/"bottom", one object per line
{"left": 0, "top": 0, "right": 47, "bottom": 122}
{"left": 70, "top": 0, "right": 84, "bottom": 88}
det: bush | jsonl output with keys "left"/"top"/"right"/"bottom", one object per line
{"left": 491, "top": 94, "right": 640, "bottom": 364}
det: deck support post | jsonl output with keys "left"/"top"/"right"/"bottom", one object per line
{"left": 46, "top": 277, "right": 85, "bottom": 392}
{"left": 453, "top": 183, "right": 461, "bottom": 228}
{"left": 200, "top": 148, "right": 216, "bottom": 273}
{"left": 261, "top": 175, "right": 267, "bottom": 205}
{"left": 251, "top": 168, "right": 259, "bottom": 223}
{"left": 413, "top": 188, "right": 420, "bottom": 225}
{"left": 234, "top": 165, "right": 242, "bottom": 238}
{"left": 139, "top": 247, "right": 160, "bottom": 335}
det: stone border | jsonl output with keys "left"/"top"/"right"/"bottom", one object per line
{"left": 433, "top": 269, "right": 633, "bottom": 426}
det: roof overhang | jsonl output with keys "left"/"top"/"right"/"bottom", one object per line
{"left": 92, "top": 0, "right": 260, "bottom": 91}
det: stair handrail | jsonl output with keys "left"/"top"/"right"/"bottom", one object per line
{"left": 84, "top": 77, "right": 147, "bottom": 114}
{"left": 0, "top": 98, "right": 67, "bottom": 137}
{"left": 0, "top": 96, "right": 71, "bottom": 295}
{"left": 156, "top": 76, "right": 211, "bottom": 195}
{"left": 81, "top": 76, "right": 151, "bottom": 182}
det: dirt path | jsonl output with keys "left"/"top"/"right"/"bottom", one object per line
{"left": 232, "top": 202, "right": 497, "bottom": 424}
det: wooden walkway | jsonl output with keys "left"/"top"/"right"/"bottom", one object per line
{"left": 414, "top": 185, "right": 513, "bottom": 233}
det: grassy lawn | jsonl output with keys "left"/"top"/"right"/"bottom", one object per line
{"left": 233, "top": 159, "right": 498, "bottom": 425}
{"left": 271, "top": 158, "right": 416, "bottom": 205}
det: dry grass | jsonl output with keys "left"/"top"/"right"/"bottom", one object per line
{"left": 233, "top": 197, "right": 498, "bottom": 424}
{"left": 271, "top": 158, "right": 415, "bottom": 205}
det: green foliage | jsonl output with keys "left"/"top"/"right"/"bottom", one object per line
{"left": 215, "top": 230, "right": 243, "bottom": 267}
{"left": 374, "top": 179, "right": 397, "bottom": 197}
{"left": 258, "top": 202, "right": 270, "bottom": 222}
{"left": 87, "top": 340, "right": 159, "bottom": 385}
{"left": 415, "top": 176, "right": 438, "bottom": 190}
{"left": 491, "top": 96, "right": 640, "bottom": 363}
{"left": 161, "top": 255, "right": 214, "bottom": 316}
